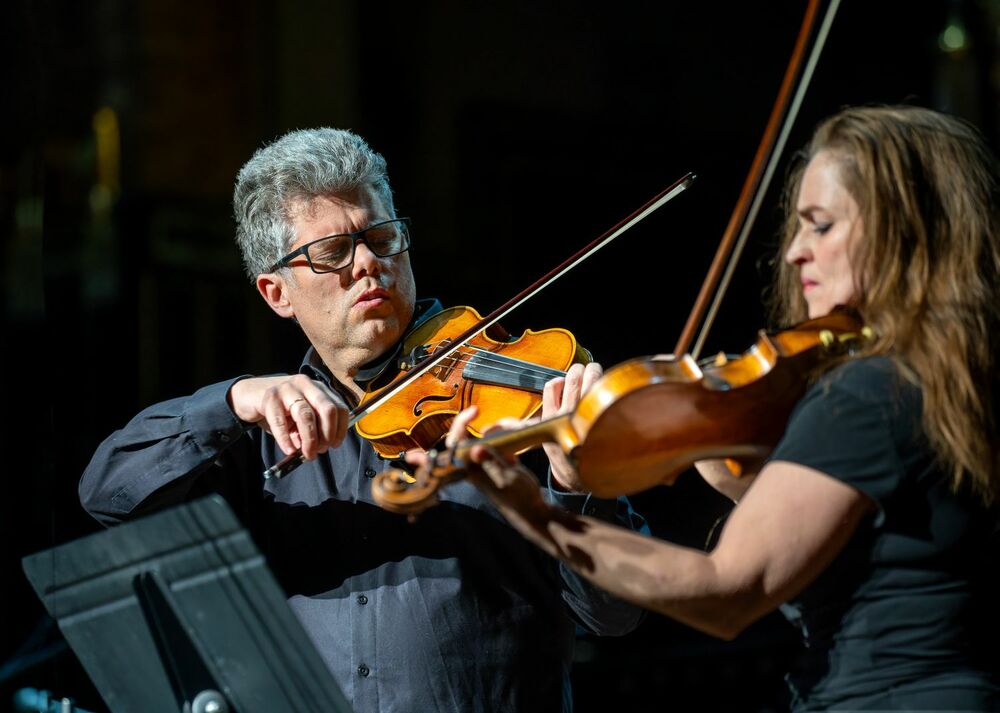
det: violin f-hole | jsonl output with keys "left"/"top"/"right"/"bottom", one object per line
{"left": 413, "top": 385, "right": 460, "bottom": 416}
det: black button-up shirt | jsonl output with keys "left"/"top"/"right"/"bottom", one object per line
{"left": 79, "top": 304, "right": 646, "bottom": 713}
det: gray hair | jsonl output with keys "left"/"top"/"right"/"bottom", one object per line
{"left": 233, "top": 127, "right": 395, "bottom": 280}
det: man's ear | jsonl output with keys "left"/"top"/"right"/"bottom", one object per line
{"left": 256, "top": 272, "right": 296, "bottom": 319}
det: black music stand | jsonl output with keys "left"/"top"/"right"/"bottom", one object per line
{"left": 22, "top": 496, "right": 352, "bottom": 713}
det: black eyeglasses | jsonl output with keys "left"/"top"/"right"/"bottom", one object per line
{"left": 268, "top": 217, "right": 411, "bottom": 274}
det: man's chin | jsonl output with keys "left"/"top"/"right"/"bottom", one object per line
{"left": 356, "top": 319, "right": 405, "bottom": 353}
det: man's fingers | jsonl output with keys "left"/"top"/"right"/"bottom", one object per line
{"left": 581, "top": 361, "right": 603, "bottom": 392}
{"left": 445, "top": 405, "right": 479, "bottom": 449}
{"left": 309, "top": 383, "right": 347, "bottom": 452}
{"left": 292, "top": 397, "right": 325, "bottom": 458}
{"left": 287, "top": 379, "right": 350, "bottom": 457}
{"left": 558, "top": 363, "right": 585, "bottom": 412}
{"left": 542, "top": 362, "right": 601, "bottom": 420}
{"left": 234, "top": 375, "right": 350, "bottom": 459}
{"left": 263, "top": 395, "right": 297, "bottom": 455}
{"left": 542, "top": 376, "right": 565, "bottom": 417}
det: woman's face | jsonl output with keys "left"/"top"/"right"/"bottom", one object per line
{"left": 785, "top": 150, "right": 864, "bottom": 319}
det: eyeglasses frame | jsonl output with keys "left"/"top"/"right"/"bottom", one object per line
{"left": 267, "top": 217, "right": 412, "bottom": 274}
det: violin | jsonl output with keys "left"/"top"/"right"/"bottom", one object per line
{"left": 355, "top": 305, "right": 591, "bottom": 459}
{"left": 263, "top": 174, "right": 696, "bottom": 479}
{"left": 371, "top": 310, "right": 869, "bottom": 514}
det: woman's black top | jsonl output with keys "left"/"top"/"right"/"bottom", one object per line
{"left": 770, "top": 357, "right": 999, "bottom": 711}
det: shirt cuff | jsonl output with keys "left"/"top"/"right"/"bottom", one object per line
{"left": 545, "top": 469, "right": 619, "bottom": 519}
{"left": 187, "top": 377, "right": 255, "bottom": 449}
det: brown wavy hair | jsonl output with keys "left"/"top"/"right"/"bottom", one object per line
{"left": 770, "top": 106, "right": 1000, "bottom": 507}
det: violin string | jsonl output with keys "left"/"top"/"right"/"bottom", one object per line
{"left": 442, "top": 347, "right": 566, "bottom": 379}
{"left": 432, "top": 351, "right": 566, "bottom": 382}
{"left": 469, "top": 350, "right": 567, "bottom": 379}
{"left": 420, "top": 340, "right": 568, "bottom": 380}
{"left": 456, "top": 358, "right": 565, "bottom": 380}
{"left": 425, "top": 340, "right": 565, "bottom": 377}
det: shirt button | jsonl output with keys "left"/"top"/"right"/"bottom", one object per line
{"left": 219, "top": 432, "right": 231, "bottom": 443}
{"left": 364, "top": 467, "right": 376, "bottom": 478}
{"left": 357, "top": 594, "right": 368, "bottom": 605}
{"left": 358, "top": 664, "right": 370, "bottom": 678}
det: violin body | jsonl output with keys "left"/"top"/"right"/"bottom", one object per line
{"left": 371, "top": 310, "right": 866, "bottom": 512}
{"left": 567, "top": 310, "right": 863, "bottom": 496}
{"left": 356, "top": 305, "right": 590, "bottom": 458}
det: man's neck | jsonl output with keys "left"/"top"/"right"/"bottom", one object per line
{"left": 310, "top": 300, "right": 443, "bottom": 407}
{"left": 317, "top": 341, "right": 403, "bottom": 402}
{"left": 320, "top": 348, "right": 378, "bottom": 402}
{"left": 331, "top": 368, "right": 366, "bottom": 402}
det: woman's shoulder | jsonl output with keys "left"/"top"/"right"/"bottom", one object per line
{"left": 811, "top": 356, "right": 918, "bottom": 407}
{"left": 773, "top": 356, "right": 924, "bottom": 503}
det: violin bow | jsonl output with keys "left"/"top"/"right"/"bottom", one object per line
{"left": 347, "top": 171, "right": 695, "bottom": 427}
{"left": 265, "top": 171, "right": 695, "bottom": 478}
{"left": 673, "top": 0, "right": 842, "bottom": 361}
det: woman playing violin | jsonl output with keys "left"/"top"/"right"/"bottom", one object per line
{"left": 438, "top": 106, "right": 1000, "bottom": 711}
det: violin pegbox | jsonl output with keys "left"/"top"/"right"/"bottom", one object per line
{"left": 818, "top": 324, "right": 873, "bottom": 356}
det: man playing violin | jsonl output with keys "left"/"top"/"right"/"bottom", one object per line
{"left": 79, "top": 127, "right": 645, "bottom": 713}
{"left": 444, "top": 106, "right": 1000, "bottom": 711}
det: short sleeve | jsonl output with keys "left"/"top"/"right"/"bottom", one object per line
{"left": 769, "top": 359, "right": 909, "bottom": 511}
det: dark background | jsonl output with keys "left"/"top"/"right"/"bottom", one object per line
{"left": 3, "top": 1, "right": 998, "bottom": 711}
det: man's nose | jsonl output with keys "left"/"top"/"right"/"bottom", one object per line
{"left": 351, "top": 239, "right": 381, "bottom": 279}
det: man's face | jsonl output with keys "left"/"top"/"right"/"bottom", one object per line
{"left": 259, "top": 186, "right": 416, "bottom": 373}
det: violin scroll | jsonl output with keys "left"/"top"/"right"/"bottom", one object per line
{"left": 370, "top": 450, "right": 465, "bottom": 516}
